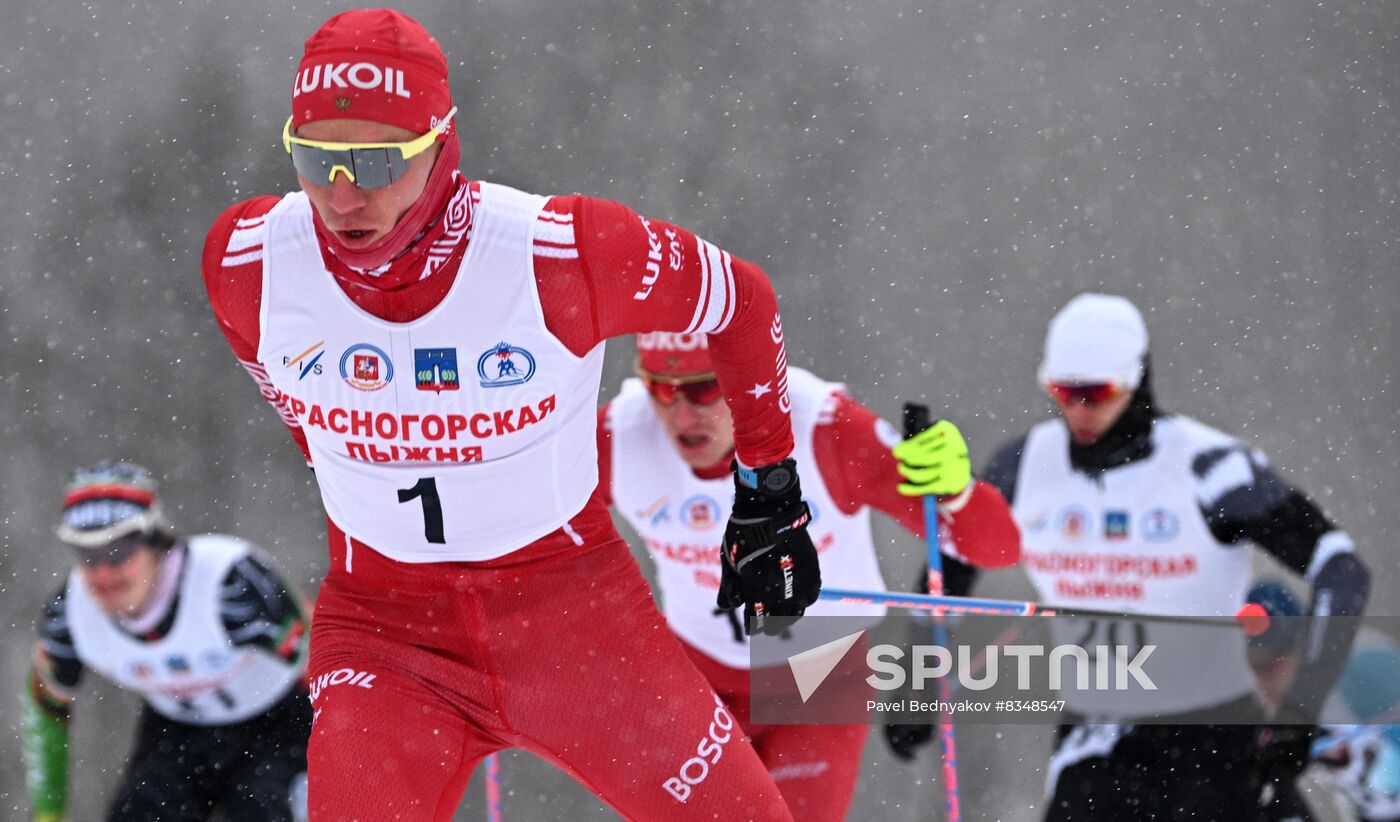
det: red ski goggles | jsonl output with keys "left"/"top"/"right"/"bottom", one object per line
{"left": 639, "top": 371, "right": 725, "bottom": 407}
{"left": 1044, "top": 381, "right": 1126, "bottom": 407}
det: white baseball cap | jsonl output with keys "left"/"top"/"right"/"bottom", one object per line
{"left": 1038, "top": 293, "right": 1148, "bottom": 389}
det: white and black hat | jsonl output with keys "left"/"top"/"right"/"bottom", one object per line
{"left": 56, "top": 461, "right": 174, "bottom": 550}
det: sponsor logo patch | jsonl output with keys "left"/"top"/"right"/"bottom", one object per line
{"left": 636, "top": 332, "right": 708, "bottom": 352}
{"left": 308, "top": 668, "right": 378, "bottom": 702}
{"left": 293, "top": 63, "right": 412, "bottom": 99}
{"left": 663, "top": 693, "right": 736, "bottom": 803}
{"left": 414, "top": 348, "right": 461, "bottom": 393}
{"left": 1104, "top": 510, "right": 1130, "bottom": 541}
{"left": 679, "top": 495, "right": 721, "bottom": 531}
{"left": 340, "top": 343, "right": 393, "bottom": 391}
{"left": 477, "top": 342, "right": 536, "bottom": 387}
{"left": 1141, "top": 507, "right": 1180, "bottom": 542}
{"left": 1057, "top": 506, "right": 1090, "bottom": 540}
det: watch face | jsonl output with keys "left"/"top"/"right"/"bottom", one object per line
{"left": 762, "top": 466, "right": 794, "bottom": 494}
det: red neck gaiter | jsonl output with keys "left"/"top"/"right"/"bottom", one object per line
{"left": 311, "top": 138, "right": 464, "bottom": 287}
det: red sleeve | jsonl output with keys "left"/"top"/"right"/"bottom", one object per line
{"left": 534, "top": 195, "right": 794, "bottom": 467}
{"left": 201, "top": 197, "right": 312, "bottom": 465}
{"left": 595, "top": 403, "right": 614, "bottom": 508}
{"left": 941, "top": 483, "right": 1021, "bottom": 568}
{"left": 813, "top": 391, "right": 1021, "bottom": 568}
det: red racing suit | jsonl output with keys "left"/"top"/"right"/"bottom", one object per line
{"left": 203, "top": 178, "right": 803, "bottom": 821}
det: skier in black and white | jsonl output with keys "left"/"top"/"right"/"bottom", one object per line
{"left": 894, "top": 293, "right": 1370, "bottom": 820}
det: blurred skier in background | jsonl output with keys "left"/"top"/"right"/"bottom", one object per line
{"left": 597, "top": 331, "right": 1022, "bottom": 819}
{"left": 20, "top": 461, "right": 311, "bottom": 822}
{"left": 891, "top": 293, "right": 1370, "bottom": 820}
{"left": 1318, "top": 648, "right": 1400, "bottom": 822}
{"left": 202, "top": 8, "right": 824, "bottom": 819}
{"left": 1248, "top": 580, "right": 1400, "bottom": 822}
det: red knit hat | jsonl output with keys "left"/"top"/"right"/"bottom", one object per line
{"left": 292, "top": 9, "right": 454, "bottom": 137}
{"left": 636, "top": 333, "right": 715, "bottom": 380}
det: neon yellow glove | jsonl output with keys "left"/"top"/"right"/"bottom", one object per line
{"left": 893, "top": 419, "right": 972, "bottom": 498}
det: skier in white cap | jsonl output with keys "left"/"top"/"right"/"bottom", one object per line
{"left": 893, "top": 293, "right": 1370, "bottom": 820}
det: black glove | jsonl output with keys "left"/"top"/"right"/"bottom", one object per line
{"left": 884, "top": 722, "right": 935, "bottom": 761}
{"left": 717, "top": 458, "right": 821, "bottom": 637}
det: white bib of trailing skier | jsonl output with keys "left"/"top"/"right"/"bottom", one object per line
{"left": 611, "top": 367, "right": 886, "bottom": 669}
{"left": 1014, "top": 416, "right": 1256, "bottom": 718}
{"left": 66, "top": 535, "right": 301, "bottom": 725}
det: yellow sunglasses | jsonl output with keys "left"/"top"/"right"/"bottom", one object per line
{"left": 282, "top": 106, "right": 458, "bottom": 189}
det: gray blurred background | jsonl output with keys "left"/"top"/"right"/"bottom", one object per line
{"left": 1, "top": 0, "right": 1396, "bottom": 819}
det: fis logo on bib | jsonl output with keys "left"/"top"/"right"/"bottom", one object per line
{"left": 414, "top": 348, "right": 461, "bottom": 393}
{"left": 477, "top": 342, "right": 536, "bottom": 387}
{"left": 340, "top": 343, "right": 393, "bottom": 391}
{"left": 283, "top": 341, "right": 325, "bottom": 380}
{"left": 639, "top": 496, "right": 671, "bottom": 527}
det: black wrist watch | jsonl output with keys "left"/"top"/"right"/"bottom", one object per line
{"left": 735, "top": 458, "right": 800, "bottom": 498}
